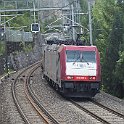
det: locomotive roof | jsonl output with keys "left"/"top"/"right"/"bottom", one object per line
{"left": 58, "top": 44, "right": 97, "bottom": 52}
{"left": 45, "top": 44, "right": 97, "bottom": 52}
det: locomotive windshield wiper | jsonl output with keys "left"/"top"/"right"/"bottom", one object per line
{"left": 81, "top": 57, "right": 89, "bottom": 65}
{"left": 73, "top": 55, "right": 80, "bottom": 64}
{"left": 80, "top": 53, "right": 89, "bottom": 65}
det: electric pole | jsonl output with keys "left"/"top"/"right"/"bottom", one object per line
{"left": 88, "top": 0, "right": 93, "bottom": 45}
{"left": 71, "top": 4, "right": 75, "bottom": 41}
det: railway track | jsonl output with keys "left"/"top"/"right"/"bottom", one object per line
{"left": 11, "top": 62, "right": 59, "bottom": 124}
{"left": 70, "top": 99, "right": 124, "bottom": 124}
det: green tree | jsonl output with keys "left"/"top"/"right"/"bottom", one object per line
{"left": 114, "top": 1, "right": 124, "bottom": 98}
{"left": 90, "top": 0, "right": 124, "bottom": 98}
{"left": 8, "top": 12, "right": 32, "bottom": 32}
{"left": 102, "top": 12, "right": 123, "bottom": 93}
{"left": 115, "top": 51, "right": 124, "bottom": 82}
{"left": 92, "top": 0, "right": 115, "bottom": 64}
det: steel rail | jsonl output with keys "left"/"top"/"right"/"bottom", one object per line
{"left": 70, "top": 99, "right": 111, "bottom": 124}
{"left": 91, "top": 99, "right": 124, "bottom": 119}
{"left": 11, "top": 62, "right": 41, "bottom": 124}
{"left": 24, "top": 64, "right": 51, "bottom": 124}
{"left": 26, "top": 67, "right": 60, "bottom": 124}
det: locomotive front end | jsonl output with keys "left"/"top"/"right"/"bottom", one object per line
{"left": 60, "top": 46, "right": 101, "bottom": 98}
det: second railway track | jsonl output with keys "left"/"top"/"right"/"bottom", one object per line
{"left": 11, "top": 62, "right": 59, "bottom": 124}
{"left": 70, "top": 99, "right": 124, "bottom": 124}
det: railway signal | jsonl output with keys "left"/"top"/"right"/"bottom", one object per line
{"left": 31, "top": 23, "right": 40, "bottom": 33}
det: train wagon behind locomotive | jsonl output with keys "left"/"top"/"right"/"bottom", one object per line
{"left": 43, "top": 44, "right": 101, "bottom": 98}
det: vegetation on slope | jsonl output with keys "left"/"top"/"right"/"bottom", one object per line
{"left": 88, "top": 0, "right": 124, "bottom": 98}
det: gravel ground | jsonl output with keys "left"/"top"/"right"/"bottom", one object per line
{"left": 0, "top": 72, "right": 24, "bottom": 124}
{"left": 0, "top": 81, "right": 11, "bottom": 124}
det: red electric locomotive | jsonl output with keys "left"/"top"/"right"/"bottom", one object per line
{"left": 43, "top": 43, "right": 101, "bottom": 98}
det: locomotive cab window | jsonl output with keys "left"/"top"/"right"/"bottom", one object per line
{"left": 66, "top": 50, "right": 96, "bottom": 63}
